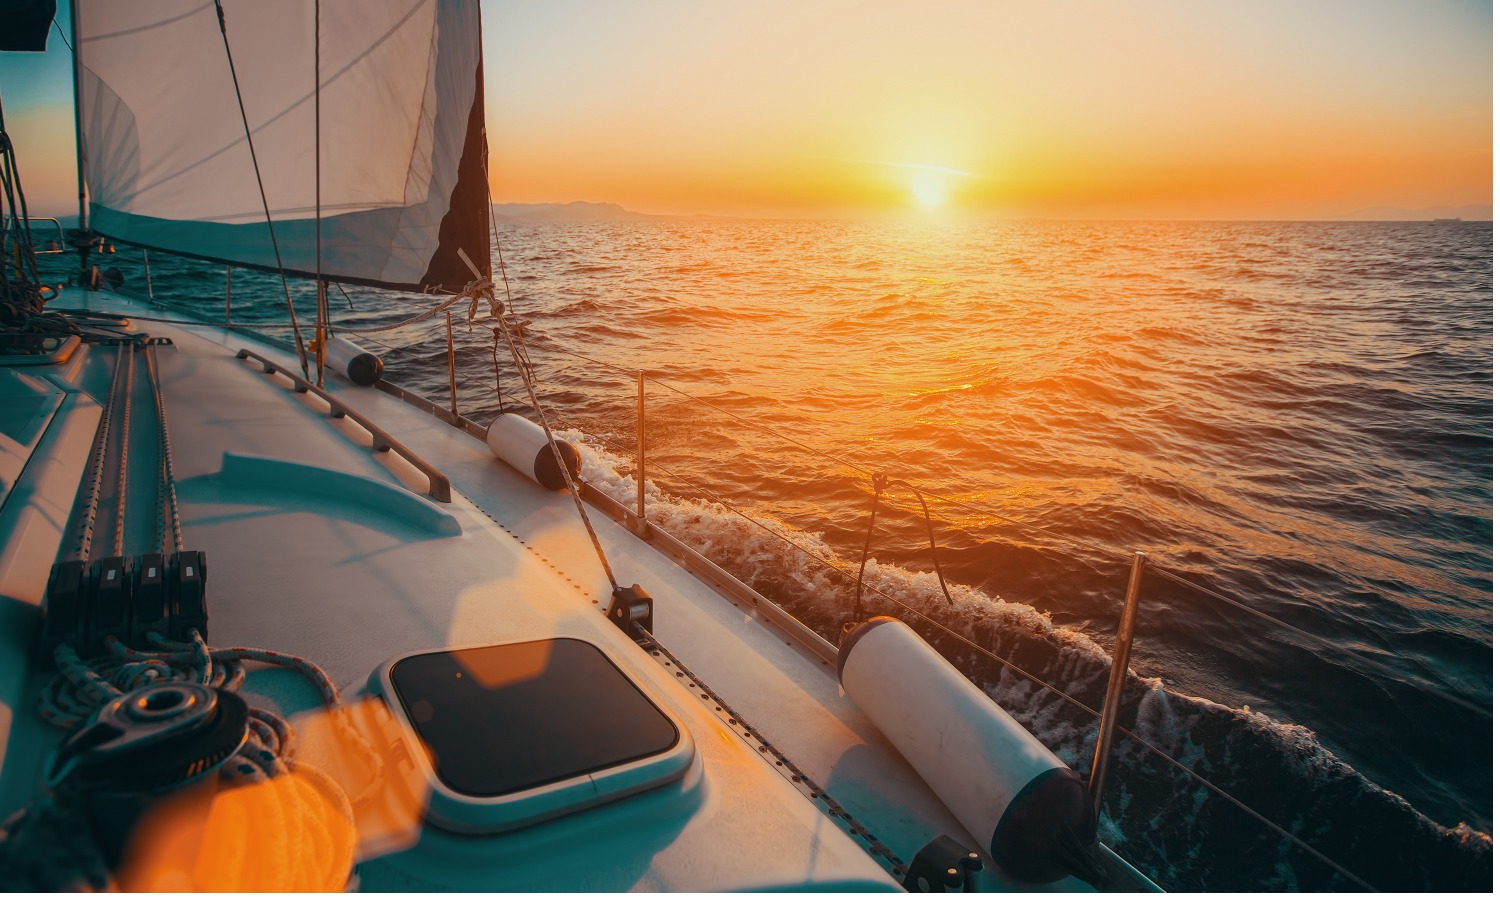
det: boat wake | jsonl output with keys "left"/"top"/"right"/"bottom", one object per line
{"left": 573, "top": 435, "right": 1492, "bottom": 891}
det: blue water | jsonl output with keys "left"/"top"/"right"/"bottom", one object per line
{"left": 48, "top": 218, "right": 1493, "bottom": 890}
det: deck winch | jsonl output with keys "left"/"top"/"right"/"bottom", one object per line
{"left": 485, "top": 412, "right": 582, "bottom": 490}
{"left": 838, "top": 617, "right": 1103, "bottom": 886}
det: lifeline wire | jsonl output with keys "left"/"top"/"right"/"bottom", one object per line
{"left": 511, "top": 339, "right": 1483, "bottom": 724}
{"left": 632, "top": 446, "right": 1374, "bottom": 889}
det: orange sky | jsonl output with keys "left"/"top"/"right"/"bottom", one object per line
{"left": 483, "top": 0, "right": 1492, "bottom": 219}
{"left": 0, "top": 0, "right": 1490, "bottom": 219}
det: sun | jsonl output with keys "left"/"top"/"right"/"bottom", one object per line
{"left": 910, "top": 171, "right": 947, "bottom": 209}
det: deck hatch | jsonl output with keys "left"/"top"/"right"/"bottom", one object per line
{"left": 390, "top": 638, "right": 679, "bottom": 797}
{"left": 377, "top": 637, "right": 696, "bottom": 834}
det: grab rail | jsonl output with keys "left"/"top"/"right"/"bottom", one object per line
{"left": 235, "top": 348, "right": 451, "bottom": 503}
{"left": 0, "top": 215, "right": 66, "bottom": 254}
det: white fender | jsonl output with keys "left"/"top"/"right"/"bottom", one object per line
{"left": 325, "top": 335, "right": 383, "bottom": 386}
{"left": 838, "top": 616, "right": 1101, "bottom": 884}
{"left": 486, "top": 413, "right": 581, "bottom": 491}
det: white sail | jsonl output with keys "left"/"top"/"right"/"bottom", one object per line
{"left": 75, "top": 0, "right": 489, "bottom": 291}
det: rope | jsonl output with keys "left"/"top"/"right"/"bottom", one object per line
{"left": 852, "top": 473, "right": 885, "bottom": 622}
{"left": 61, "top": 310, "right": 318, "bottom": 331}
{"left": 314, "top": 0, "right": 323, "bottom": 389}
{"left": 0, "top": 94, "right": 45, "bottom": 304}
{"left": 851, "top": 473, "right": 955, "bottom": 624}
{"left": 494, "top": 299, "right": 619, "bottom": 590}
{"left": 210, "top": 0, "right": 311, "bottom": 380}
{"left": 453, "top": 243, "right": 620, "bottom": 593}
{"left": 22, "top": 629, "right": 372, "bottom": 891}
{"left": 329, "top": 289, "right": 471, "bottom": 335}
{"left": 888, "top": 478, "right": 955, "bottom": 605}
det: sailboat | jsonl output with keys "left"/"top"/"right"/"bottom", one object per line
{"left": 0, "top": 1, "right": 1488, "bottom": 893}
{"left": 0, "top": 1, "right": 1159, "bottom": 890}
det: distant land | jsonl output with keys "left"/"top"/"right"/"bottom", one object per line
{"left": 41, "top": 201, "right": 1497, "bottom": 227}
{"left": 492, "top": 201, "right": 668, "bottom": 222}
{"left": 1325, "top": 203, "right": 1492, "bottom": 222}
{"left": 493, "top": 201, "right": 1494, "bottom": 223}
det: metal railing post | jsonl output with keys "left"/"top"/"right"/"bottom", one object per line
{"left": 1088, "top": 550, "right": 1147, "bottom": 820}
{"left": 636, "top": 370, "right": 647, "bottom": 524}
{"left": 143, "top": 248, "right": 155, "bottom": 303}
{"left": 446, "top": 310, "right": 458, "bottom": 417}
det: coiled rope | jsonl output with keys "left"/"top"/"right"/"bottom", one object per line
{"left": 10, "top": 630, "right": 370, "bottom": 892}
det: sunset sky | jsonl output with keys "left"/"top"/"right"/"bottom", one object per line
{"left": 0, "top": 0, "right": 1491, "bottom": 219}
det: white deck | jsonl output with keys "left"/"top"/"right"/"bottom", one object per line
{"left": 0, "top": 287, "right": 1105, "bottom": 891}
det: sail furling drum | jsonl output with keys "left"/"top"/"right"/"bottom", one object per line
{"left": 838, "top": 617, "right": 1103, "bottom": 885}
{"left": 72, "top": 0, "right": 490, "bottom": 293}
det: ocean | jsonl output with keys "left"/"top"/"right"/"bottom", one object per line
{"left": 49, "top": 217, "right": 1493, "bottom": 890}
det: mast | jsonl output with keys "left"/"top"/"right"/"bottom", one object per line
{"left": 68, "top": 0, "right": 87, "bottom": 233}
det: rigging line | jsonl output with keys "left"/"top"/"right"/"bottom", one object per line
{"left": 888, "top": 478, "right": 955, "bottom": 605}
{"left": 1147, "top": 562, "right": 1491, "bottom": 721}
{"left": 493, "top": 302, "right": 619, "bottom": 592}
{"left": 210, "top": 0, "right": 310, "bottom": 380}
{"left": 314, "top": 0, "right": 323, "bottom": 388}
{"left": 330, "top": 292, "right": 469, "bottom": 334}
{"left": 852, "top": 473, "right": 885, "bottom": 622}
{"left": 0, "top": 99, "right": 42, "bottom": 290}
{"left": 63, "top": 310, "right": 310, "bottom": 331}
{"left": 457, "top": 245, "right": 619, "bottom": 592}
{"left": 475, "top": 186, "right": 615, "bottom": 591}
{"left": 50, "top": 17, "right": 74, "bottom": 52}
